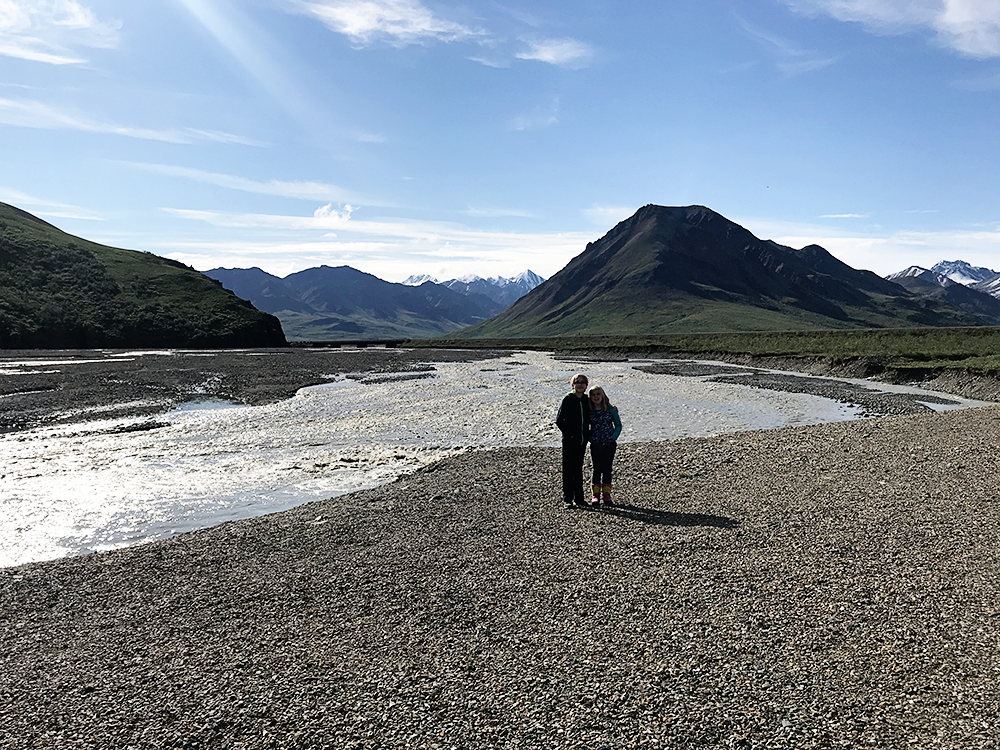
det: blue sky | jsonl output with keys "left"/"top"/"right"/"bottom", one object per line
{"left": 2, "top": 0, "right": 1000, "bottom": 282}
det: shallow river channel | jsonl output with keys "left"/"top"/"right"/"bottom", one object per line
{"left": 0, "top": 350, "right": 987, "bottom": 567}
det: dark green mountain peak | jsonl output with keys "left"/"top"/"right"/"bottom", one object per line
{"left": 455, "top": 204, "right": 984, "bottom": 337}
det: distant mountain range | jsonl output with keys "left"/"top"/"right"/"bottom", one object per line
{"left": 7, "top": 198, "right": 1000, "bottom": 349}
{"left": 403, "top": 270, "right": 545, "bottom": 308}
{"left": 204, "top": 266, "right": 544, "bottom": 341}
{"left": 0, "top": 203, "right": 285, "bottom": 348}
{"left": 887, "top": 261, "right": 1000, "bottom": 302}
{"left": 451, "top": 205, "right": 994, "bottom": 339}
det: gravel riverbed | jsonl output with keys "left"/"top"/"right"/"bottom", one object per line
{"left": 2, "top": 348, "right": 999, "bottom": 748}
{"left": 3, "top": 398, "right": 1000, "bottom": 748}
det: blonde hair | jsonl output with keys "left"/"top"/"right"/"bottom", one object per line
{"left": 589, "top": 386, "right": 613, "bottom": 411}
{"left": 570, "top": 373, "right": 588, "bottom": 387}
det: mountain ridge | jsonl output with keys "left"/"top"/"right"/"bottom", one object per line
{"left": 452, "top": 205, "right": 987, "bottom": 338}
{"left": 205, "top": 265, "right": 506, "bottom": 341}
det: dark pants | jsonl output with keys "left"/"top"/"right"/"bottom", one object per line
{"left": 562, "top": 439, "right": 587, "bottom": 503}
{"left": 590, "top": 441, "right": 617, "bottom": 485}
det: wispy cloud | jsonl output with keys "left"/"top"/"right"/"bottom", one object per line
{"left": 462, "top": 206, "right": 536, "bottom": 218}
{"left": 286, "top": 0, "right": 482, "bottom": 46}
{"left": 737, "top": 16, "right": 838, "bottom": 75}
{"left": 126, "top": 163, "right": 356, "bottom": 202}
{"left": 737, "top": 214, "right": 1000, "bottom": 276}
{"left": 516, "top": 37, "right": 594, "bottom": 68}
{"left": 783, "top": 0, "right": 1000, "bottom": 58}
{"left": 0, "top": 98, "right": 261, "bottom": 145}
{"left": 158, "top": 205, "right": 594, "bottom": 280}
{"left": 0, "top": 187, "right": 104, "bottom": 220}
{"left": 582, "top": 204, "right": 637, "bottom": 227}
{"left": 820, "top": 213, "right": 869, "bottom": 219}
{"left": 512, "top": 97, "right": 559, "bottom": 131}
{"left": 0, "top": 0, "right": 119, "bottom": 64}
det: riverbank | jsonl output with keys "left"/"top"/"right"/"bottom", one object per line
{"left": 0, "top": 347, "right": 512, "bottom": 433}
{"left": 2, "top": 404, "right": 999, "bottom": 748}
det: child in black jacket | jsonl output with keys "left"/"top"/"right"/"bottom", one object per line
{"left": 555, "top": 373, "right": 590, "bottom": 507}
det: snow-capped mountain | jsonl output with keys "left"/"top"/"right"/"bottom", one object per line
{"left": 930, "top": 260, "right": 1000, "bottom": 286}
{"left": 401, "top": 273, "right": 438, "bottom": 286}
{"left": 886, "top": 266, "right": 955, "bottom": 287}
{"left": 888, "top": 261, "right": 1000, "bottom": 297}
{"left": 971, "top": 276, "right": 1000, "bottom": 297}
{"left": 885, "top": 260, "right": 1000, "bottom": 322}
{"left": 403, "top": 270, "right": 545, "bottom": 307}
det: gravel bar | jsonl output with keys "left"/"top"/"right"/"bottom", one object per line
{"left": 0, "top": 348, "right": 512, "bottom": 433}
{"left": 3, "top": 403, "right": 1000, "bottom": 748}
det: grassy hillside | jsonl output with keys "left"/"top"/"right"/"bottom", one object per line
{"left": 424, "top": 326, "right": 1000, "bottom": 376}
{"left": 0, "top": 204, "right": 286, "bottom": 348}
{"left": 454, "top": 292, "right": 973, "bottom": 339}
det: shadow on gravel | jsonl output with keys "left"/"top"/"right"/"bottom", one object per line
{"left": 585, "top": 504, "right": 739, "bottom": 529}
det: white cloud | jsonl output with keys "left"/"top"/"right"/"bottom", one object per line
{"left": 516, "top": 37, "right": 593, "bottom": 68}
{"left": 288, "top": 0, "right": 481, "bottom": 46}
{"left": 468, "top": 54, "right": 510, "bottom": 68}
{"left": 784, "top": 0, "right": 1000, "bottom": 58}
{"left": 0, "top": 97, "right": 257, "bottom": 144}
{"left": 126, "top": 163, "right": 356, "bottom": 202}
{"left": 158, "top": 206, "right": 594, "bottom": 280}
{"left": 0, "top": 0, "right": 119, "bottom": 64}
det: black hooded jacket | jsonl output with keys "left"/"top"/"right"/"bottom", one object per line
{"left": 556, "top": 391, "right": 590, "bottom": 445}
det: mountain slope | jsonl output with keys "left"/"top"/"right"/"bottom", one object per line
{"left": 0, "top": 203, "right": 286, "bottom": 348}
{"left": 205, "top": 265, "right": 504, "bottom": 340}
{"left": 455, "top": 205, "right": 982, "bottom": 338}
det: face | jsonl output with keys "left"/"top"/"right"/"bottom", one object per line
{"left": 590, "top": 389, "right": 604, "bottom": 405}
{"left": 573, "top": 379, "right": 588, "bottom": 396}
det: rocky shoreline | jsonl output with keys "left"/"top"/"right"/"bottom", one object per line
{"left": 2, "top": 349, "right": 999, "bottom": 748}
{"left": 2, "top": 408, "right": 999, "bottom": 746}
{"left": 0, "top": 347, "right": 512, "bottom": 433}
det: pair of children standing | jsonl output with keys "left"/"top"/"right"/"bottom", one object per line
{"left": 556, "top": 373, "right": 623, "bottom": 508}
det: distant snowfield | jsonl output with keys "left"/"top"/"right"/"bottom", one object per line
{"left": 0, "top": 350, "right": 988, "bottom": 568}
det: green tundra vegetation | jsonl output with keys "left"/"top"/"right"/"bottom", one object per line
{"left": 0, "top": 204, "right": 286, "bottom": 348}
{"left": 423, "top": 327, "right": 1000, "bottom": 376}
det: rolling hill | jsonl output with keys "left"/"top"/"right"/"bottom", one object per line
{"left": 452, "top": 205, "right": 985, "bottom": 338}
{"left": 0, "top": 203, "right": 286, "bottom": 348}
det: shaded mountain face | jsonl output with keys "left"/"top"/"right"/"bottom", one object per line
{"left": 457, "top": 205, "right": 983, "bottom": 338}
{"left": 205, "top": 265, "right": 504, "bottom": 340}
{"left": 0, "top": 203, "right": 286, "bottom": 349}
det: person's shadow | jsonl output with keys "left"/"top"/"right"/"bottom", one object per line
{"left": 582, "top": 503, "right": 739, "bottom": 529}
